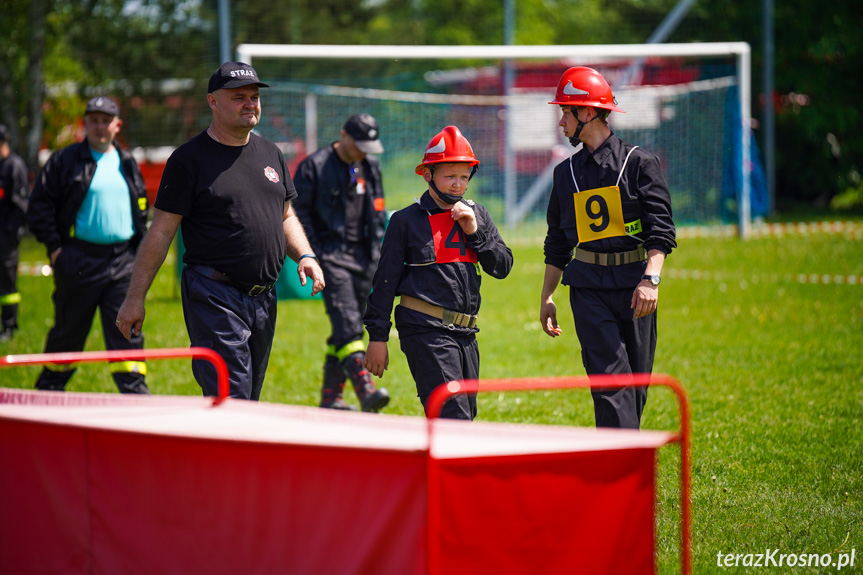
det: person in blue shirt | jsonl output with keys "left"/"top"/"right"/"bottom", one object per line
{"left": 28, "top": 97, "right": 150, "bottom": 393}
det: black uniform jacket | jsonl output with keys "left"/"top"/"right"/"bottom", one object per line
{"left": 28, "top": 142, "right": 148, "bottom": 258}
{"left": 293, "top": 143, "right": 387, "bottom": 262}
{"left": 544, "top": 133, "right": 676, "bottom": 290}
{"left": 0, "top": 152, "right": 30, "bottom": 244}
{"left": 364, "top": 191, "right": 513, "bottom": 341}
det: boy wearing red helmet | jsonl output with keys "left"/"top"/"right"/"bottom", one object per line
{"left": 363, "top": 126, "right": 513, "bottom": 420}
{"left": 541, "top": 67, "right": 677, "bottom": 429}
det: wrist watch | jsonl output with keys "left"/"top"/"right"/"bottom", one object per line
{"left": 642, "top": 274, "right": 661, "bottom": 286}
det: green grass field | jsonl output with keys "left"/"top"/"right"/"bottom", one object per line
{"left": 2, "top": 225, "right": 862, "bottom": 573}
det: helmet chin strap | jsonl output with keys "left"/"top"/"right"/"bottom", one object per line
{"left": 429, "top": 179, "right": 463, "bottom": 205}
{"left": 568, "top": 108, "right": 597, "bottom": 147}
{"left": 428, "top": 165, "right": 477, "bottom": 205}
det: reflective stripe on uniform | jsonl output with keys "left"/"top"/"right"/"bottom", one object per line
{"left": 334, "top": 340, "right": 365, "bottom": 362}
{"left": 0, "top": 292, "right": 21, "bottom": 305}
{"left": 109, "top": 361, "right": 148, "bottom": 375}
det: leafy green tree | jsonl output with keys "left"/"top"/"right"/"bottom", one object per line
{"left": 769, "top": 1, "right": 861, "bottom": 207}
{"left": 1, "top": 0, "right": 217, "bottom": 171}
{"left": 662, "top": 0, "right": 862, "bottom": 206}
{"left": 0, "top": 0, "right": 68, "bottom": 172}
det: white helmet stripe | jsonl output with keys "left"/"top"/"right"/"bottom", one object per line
{"left": 426, "top": 136, "right": 446, "bottom": 154}
{"left": 563, "top": 81, "right": 589, "bottom": 96}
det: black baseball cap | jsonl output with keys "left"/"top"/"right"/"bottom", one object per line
{"left": 0, "top": 124, "right": 8, "bottom": 142}
{"left": 84, "top": 97, "right": 119, "bottom": 117}
{"left": 344, "top": 113, "right": 384, "bottom": 154}
{"left": 208, "top": 62, "right": 270, "bottom": 93}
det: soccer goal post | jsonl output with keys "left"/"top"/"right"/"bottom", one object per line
{"left": 237, "top": 42, "right": 753, "bottom": 240}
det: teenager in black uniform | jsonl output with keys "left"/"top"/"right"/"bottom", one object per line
{"left": 117, "top": 62, "right": 324, "bottom": 400}
{"left": 540, "top": 67, "right": 676, "bottom": 429}
{"left": 28, "top": 97, "right": 150, "bottom": 393}
{"left": 363, "top": 126, "right": 513, "bottom": 420}
{"left": 0, "top": 124, "right": 29, "bottom": 341}
{"left": 294, "top": 114, "right": 389, "bottom": 412}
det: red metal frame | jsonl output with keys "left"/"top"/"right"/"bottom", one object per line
{"left": 425, "top": 373, "right": 691, "bottom": 575}
{"left": 0, "top": 347, "right": 230, "bottom": 405}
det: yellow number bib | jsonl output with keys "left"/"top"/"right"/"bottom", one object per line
{"left": 574, "top": 186, "right": 626, "bottom": 243}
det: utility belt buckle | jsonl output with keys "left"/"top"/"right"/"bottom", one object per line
{"left": 246, "top": 284, "right": 272, "bottom": 297}
{"left": 441, "top": 308, "right": 457, "bottom": 327}
{"left": 441, "top": 308, "right": 477, "bottom": 329}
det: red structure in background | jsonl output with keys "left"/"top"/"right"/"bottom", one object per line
{"left": 427, "top": 57, "right": 701, "bottom": 95}
{"left": 138, "top": 161, "right": 166, "bottom": 205}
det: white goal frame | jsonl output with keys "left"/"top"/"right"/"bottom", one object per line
{"left": 237, "top": 42, "right": 752, "bottom": 238}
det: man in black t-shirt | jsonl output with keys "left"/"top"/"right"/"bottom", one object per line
{"left": 293, "top": 114, "right": 389, "bottom": 412}
{"left": 117, "top": 62, "right": 324, "bottom": 400}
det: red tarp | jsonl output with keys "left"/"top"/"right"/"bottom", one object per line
{"left": 0, "top": 388, "right": 672, "bottom": 575}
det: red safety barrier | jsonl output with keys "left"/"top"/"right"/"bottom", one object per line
{"left": 426, "top": 373, "right": 691, "bottom": 575}
{"left": 0, "top": 347, "right": 229, "bottom": 404}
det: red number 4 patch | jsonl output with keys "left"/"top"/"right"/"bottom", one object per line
{"left": 428, "top": 212, "right": 477, "bottom": 264}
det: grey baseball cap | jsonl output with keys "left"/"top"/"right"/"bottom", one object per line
{"left": 84, "top": 97, "right": 119, "bottom": 117}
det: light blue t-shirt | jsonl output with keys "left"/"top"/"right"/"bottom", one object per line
{"left": 74, "top": 148, "right": 135, "bottom": 244}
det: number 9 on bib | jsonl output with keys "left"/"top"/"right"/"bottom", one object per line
{"left": 574, "top": 186, "right": 626, "bottom": 243}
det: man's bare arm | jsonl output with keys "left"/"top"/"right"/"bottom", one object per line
{"left": 116, "top": 209, "right": 182, "bottom": 340}
{"left": 283, "top": 201, "right": 325, "bottom": 296}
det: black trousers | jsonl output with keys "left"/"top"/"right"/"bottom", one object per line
{"left": 320, "top": 245, "right": 374, "bottom": 351}
{"left": 35, "top": 240, "right": 148, "bottom": 394}
{"left": 400, "top": 330, "right": 479, "bottom": 420}
{"left": 570, "top": 286, "right": 656, "bottom": 429}
{"left": 0, "top": 242, "right": 19, "bottom": 330}
{"left": 181, "top": 266, "right": 277, "bottom": 400}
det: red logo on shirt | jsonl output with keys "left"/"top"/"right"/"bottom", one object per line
{"left": 0, "top": 187, "right": 5, "bottom": 199}
{"left": 428, "top": 212, "right": 477, "bottom": 264}
{"left": 264, "top": 167, "right": 279, "bottom": 183}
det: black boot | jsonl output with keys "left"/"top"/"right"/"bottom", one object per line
{"left": 342, "top": 351, "right": 389, "bottom": 413}
{"left": 320, "top": 354, "right": 356, "bottom": 410}
{"left": 35, "top": 367, "right": 75, "bottom": 391}
{"left": 1, "top": 303, "right": 18, "bottom": 341}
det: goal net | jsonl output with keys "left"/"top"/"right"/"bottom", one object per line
{"left": 238, "top": 43, "right": 754, "bottom": 242}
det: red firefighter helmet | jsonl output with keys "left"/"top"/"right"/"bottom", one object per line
{"left": 415, "top": 125, "right": 480, "bottom": 175}
{"left": 549, "top": 66, "right": 625, "bottom": 113}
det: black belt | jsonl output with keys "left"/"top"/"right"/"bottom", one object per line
{"left": 189, "top": 265, "right": 274, "bottom": 297}
{"left": 67, "top": 237, "right": 132, "bottom": 256}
